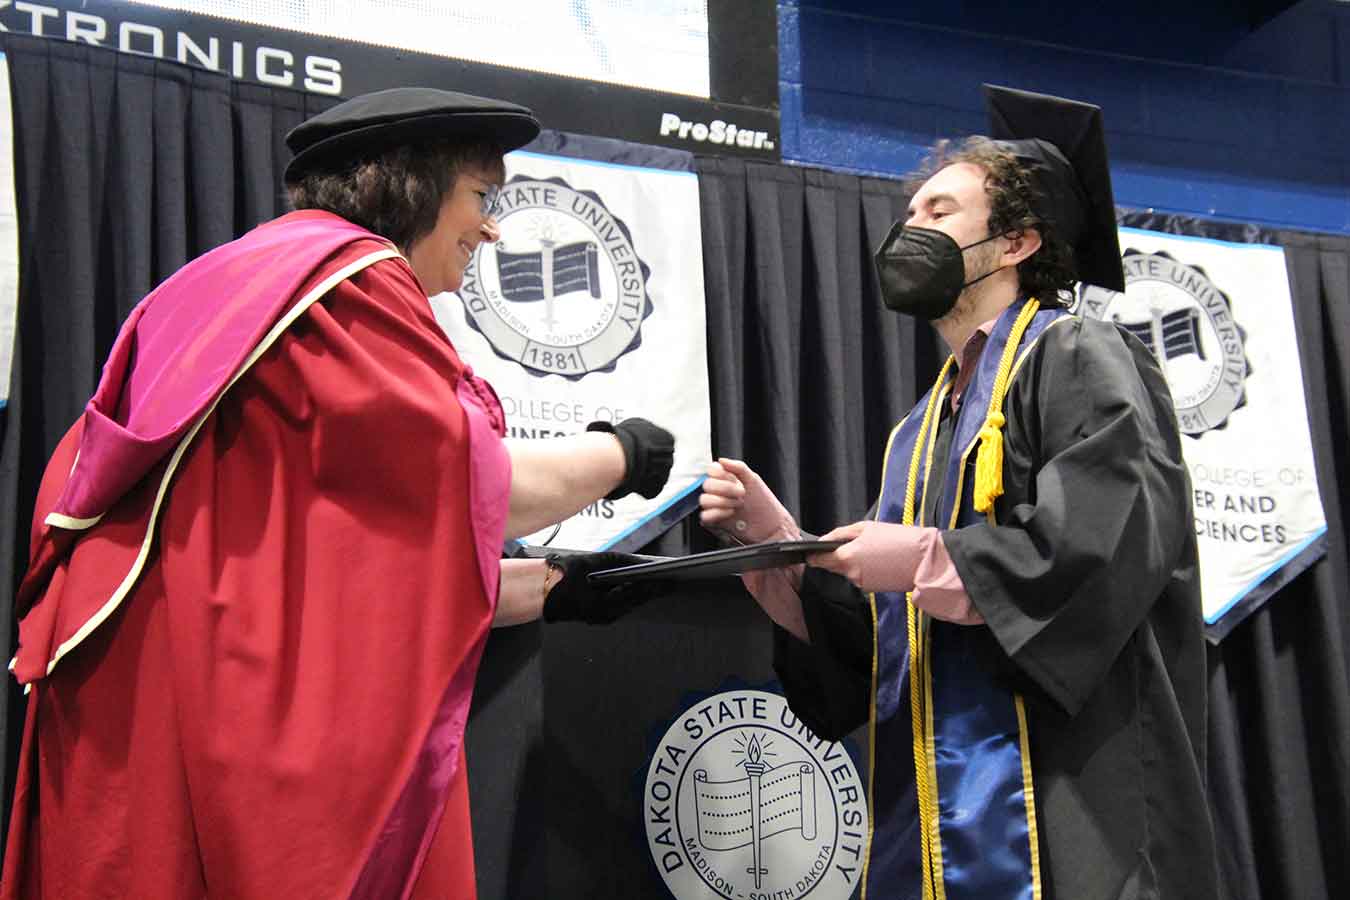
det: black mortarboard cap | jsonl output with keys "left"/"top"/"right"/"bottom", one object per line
{"left": 983, "top": 84, "right": 1124, "bottom": 292}
{"left": 285, "top": 87, "right": 540, "bottom": 183}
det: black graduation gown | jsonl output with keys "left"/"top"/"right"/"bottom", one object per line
{"left": 773, "top": 315, "right": 1219, "bottom": 900}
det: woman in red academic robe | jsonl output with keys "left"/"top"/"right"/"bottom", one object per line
{"left": 1, "top": 87, "right": 673, "bottom": 900}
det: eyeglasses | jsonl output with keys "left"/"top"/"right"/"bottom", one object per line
{"left": 475, "top": 182, "right": 502, "bottom": 219}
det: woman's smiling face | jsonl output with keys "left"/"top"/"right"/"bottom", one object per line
{"left": 406, "top": 163, "right": 504, "bottom": 296}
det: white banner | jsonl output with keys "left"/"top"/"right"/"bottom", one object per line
{"left": 0, "top": 52, "right": 18, "bottom": 412}
{"left": 1079, "top": 227, "right": 1327, "bottom": 633}
{"left": 431, "top": 144, "right": 711, "bottom": 551}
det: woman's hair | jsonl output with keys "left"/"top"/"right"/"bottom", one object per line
{"left": 914, "top": 136, "right": 1078, "bottom": 304}
{"left": 286, "top": 138, "right": 505, "bottom": 252}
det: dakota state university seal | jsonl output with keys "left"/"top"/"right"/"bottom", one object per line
{"left": 1078, "top": 250, "right": 1250, "bottom": 434}
{"left": 645, "top": 689, "right": 866, "bottom": 900}
{"left": 458, "top": 174, "right": 652, "bottom": 379}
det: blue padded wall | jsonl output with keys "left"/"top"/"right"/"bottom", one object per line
{"left": 780, "top": 1, "right": 1350, "bottom": 234}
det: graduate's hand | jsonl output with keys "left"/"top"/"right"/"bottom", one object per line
{"left": 542, "top": 552, "right": 671, "bottom": 624}
{"left": 698, "top": 458, "right": 800, "bottom": 545}
{"left": 808, "top": 521, "right": 936, "bottom": 594}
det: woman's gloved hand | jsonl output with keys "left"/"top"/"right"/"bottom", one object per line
{"left": 587, "top": 418, "right": 675, "bottom": 500}
{"left": 542, "top": 551, "right": 671, "bottom": 624}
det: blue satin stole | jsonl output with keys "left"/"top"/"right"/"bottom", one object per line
{"left": 864, "top": 299, "right": 1068, "bottom": 900}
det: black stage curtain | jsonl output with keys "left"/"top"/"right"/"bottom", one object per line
{"left": 1202, "top": 229, "right": 1350, "bottom": 900}
{"left": 693, "top": 157, "right": 932, "bottom": 529}
{"left": 2, "top": 36, "right": 1347, "bottom": 900}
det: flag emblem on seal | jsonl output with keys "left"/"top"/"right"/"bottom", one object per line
{"left": 457, "top": 174, "right": 653, "bottom": 379}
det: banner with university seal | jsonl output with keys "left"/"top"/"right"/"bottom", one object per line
{"left": 430, "top": 132, "right": 711, "bottom": 551}
{"left": 1077, "top": 226, "right": 1327, "bottom": 640}
{"left": 0, "top": 52, "right": 17, "bottom": 417}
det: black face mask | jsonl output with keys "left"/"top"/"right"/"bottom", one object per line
{"left": 874, "top": 223, "right": 1003, "bottom": 320}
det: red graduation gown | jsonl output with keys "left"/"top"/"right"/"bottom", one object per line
{"left": 3, "top": 231, "right": 506, "bottom": 898}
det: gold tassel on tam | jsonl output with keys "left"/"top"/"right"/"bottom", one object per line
{"left": 973, "top": 299, "right": 1040, "bottom": 515}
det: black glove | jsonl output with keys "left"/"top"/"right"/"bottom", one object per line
{"left": 587, "top": 418, "right": 675, "bottom": 500}
{"left": 543, "top": 552, "right": 670, "bottom": 624}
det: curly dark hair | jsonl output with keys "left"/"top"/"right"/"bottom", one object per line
{"left": 286, "top": 138, "right": 505, "bottom": 253}
{"left": 914, "top": 136, "right": 1077, "bottom": 305}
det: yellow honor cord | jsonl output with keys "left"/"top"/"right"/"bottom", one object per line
{"left": 973, "top": 299, "right": 1041, "bottom": 515}
{"left": 903, "top": 357, "right": 953, "bottom": 900}
{"left": 899, "top": 299, "right": 1040, "bottom": 898}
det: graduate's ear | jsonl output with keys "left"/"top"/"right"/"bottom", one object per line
{"left": 1000, "top": 227, "right": 1043, "bottom": 268}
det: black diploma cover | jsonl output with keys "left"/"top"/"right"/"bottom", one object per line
{"left": 586, "top": 540, "right": 846, "bottom": 584}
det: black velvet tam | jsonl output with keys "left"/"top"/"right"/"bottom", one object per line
{"left": 284, "top": 86, "right": 540, "bottom": 183}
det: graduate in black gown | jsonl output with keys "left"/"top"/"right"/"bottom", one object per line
{"left": 700, "top": 86, "right": 1219, "bottom": 900}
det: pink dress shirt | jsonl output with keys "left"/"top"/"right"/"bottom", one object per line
{"left": 909, "top": 317, "right": 1002, "bottom": 625}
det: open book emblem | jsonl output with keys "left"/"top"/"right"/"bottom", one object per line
{"left": 1077, "top": 250, "right": 1250, "bottom": 435}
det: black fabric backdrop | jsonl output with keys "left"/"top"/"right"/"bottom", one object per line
{"left": 1, "top": 35, "right": 1346, "bottom": 900}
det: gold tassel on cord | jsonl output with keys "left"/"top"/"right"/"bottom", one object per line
{"left": 972, "top": 299, "right": 1040, "bottom": 514}
{"left": 972, "top": 410, "right": 1007, "bottom": 513}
